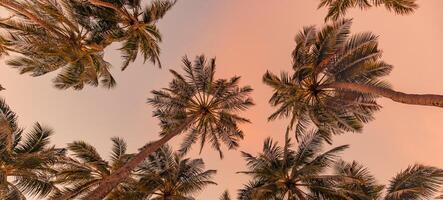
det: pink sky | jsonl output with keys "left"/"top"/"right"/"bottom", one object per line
{"left": 2, "top": 0, "right": 443, "bottom": 199}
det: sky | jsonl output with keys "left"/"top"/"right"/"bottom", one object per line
{"left": 2, "top": 0, "right": 443, "bottom": 199}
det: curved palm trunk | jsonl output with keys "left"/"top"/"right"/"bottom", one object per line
{"left": 325, "top": 82, "right": 443, "bottom": 108}
{"left": 82, "top": 117, "right": 195, "bottom": 200}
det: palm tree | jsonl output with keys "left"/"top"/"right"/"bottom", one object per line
{"left": 0, "top": 98, "right": 65, "bottom": 199}
{"left": 318, "top": 0, "right": 418, "bottom": 21}
{"left": 50, "top": 137, "right": 134, "bottom": 200}
{"left": 263, "top": 19, "right": 443, "bottom": 141}
{"left": 109, "top": 145, "right": 217, "bottom": 200}
{"left": 331, "top": 160, "right": 443, "bottom": 199}
{"left": 237, "top": 130, "right": 350, "bottom": 199}
{"left": 84, "top": 55, "right": 254, "bottom": 200}
{"left": 0, "top": 0, "right": 174, "bottom": 89}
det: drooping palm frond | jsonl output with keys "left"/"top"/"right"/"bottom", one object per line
{"left": 385, "top": 164, "right": 443, "bottom": 200}
{"left": 318, "top": 0, "right": 418, "bottom": 21}
{"left": 0, "top": 98, "right": 63, "bottom": 199}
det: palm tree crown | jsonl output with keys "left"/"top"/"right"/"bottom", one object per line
{"left": 0, "top": 0, "right": 175, "bottom": 89}
{"left": 149, "top": 55, "right": 254, "bottom": 158}
{"left": 238, "top": 130, "right": 349, "bottom": 199}
{"left": 264, "top": 19, "right": 387, "bottom": 140}
{"left": 0, "top": 98, "right": 64, "bottom": 199}
{"left": 264, "top": 18, "right": 443, "bottom": 143}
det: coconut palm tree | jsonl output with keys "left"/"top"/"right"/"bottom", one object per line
{"left": 50, "top": 137, "right": 134, "bottom": 200}
{"left": 237, "top": 130, "right": 350, "bottom": 200}
{"left": 109, "top": 145, "right": 217, "bottom": 200}
{"left": 263, "top": 19, "right": 443, "bottom": 142}
{"left": 0, "top": 98, "right": 65, "bottom": 199}
{"left": 318, "top": 0, "right": 418, "bottom": 21}
{"left": 330, "top": 160, "right": 443, "bottom": 200}
{"left": 0, "top": 0, "right": 174, "bottom": 89}
{"left": 84, "top": 55, "right": 254, "bottom": 200}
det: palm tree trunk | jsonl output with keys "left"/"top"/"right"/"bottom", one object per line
{"left": 324, "top": 82, "right": 443, "bottom": 108}
{"left": 82, "top": 116, "right": 196, "bottom": 200}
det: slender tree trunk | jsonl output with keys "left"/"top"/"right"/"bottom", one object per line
{"left": 325, "top": 82, "right": 443, "bottom": 108}
{"left": 82, "top": 116, "right": 196, "bottom": 200}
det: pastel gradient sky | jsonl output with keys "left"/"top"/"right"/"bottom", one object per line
{"left": 2, "top": 0, "right": 443, "bottom": 199}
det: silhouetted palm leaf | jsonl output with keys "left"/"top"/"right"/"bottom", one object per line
{"left": 385, "top": 164, "right": 443, "bottom": 200}
{"left": 318, "top": 0, "right": 418, "bottom": 21}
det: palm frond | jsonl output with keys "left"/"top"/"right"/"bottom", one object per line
{"left": 318, "top": 0, "right": 418, "bottom": 21}
{"left": 385, "top": 164, "right": 443, "bottom": 200}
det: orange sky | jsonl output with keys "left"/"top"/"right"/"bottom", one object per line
{"left": 2, "top": 0, "right": 443, "bottom": 199}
